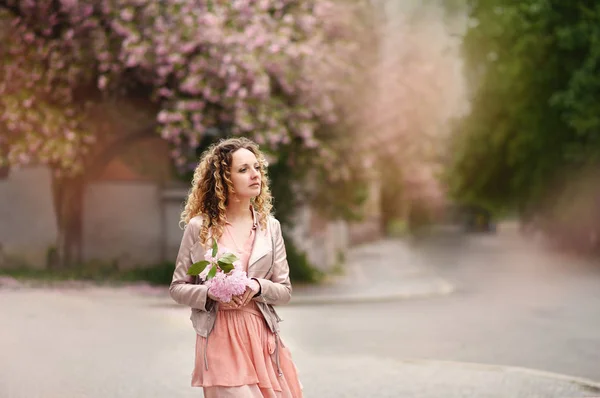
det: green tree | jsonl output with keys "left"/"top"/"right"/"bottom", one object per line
{"left": 448, "top": 1, "right": 600, "bottom": 217}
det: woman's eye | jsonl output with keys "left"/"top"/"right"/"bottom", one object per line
{"left": 239, "top": 168, "right": 246, "bottom": 172}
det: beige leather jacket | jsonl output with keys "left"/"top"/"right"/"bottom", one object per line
{"left": 169, "top": 209, "right": 292, "bottom": 339}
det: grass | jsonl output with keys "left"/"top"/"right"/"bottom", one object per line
{"left": 1, "top": 245, "right": 326, "bottom": 287}
{"left": 0, "top": 260, "right": 176, "bottom": 286}
{"left": 1, "top": 233, "right": 333, "bottom": 287}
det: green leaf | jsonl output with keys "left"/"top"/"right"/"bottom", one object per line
{"left": 211, "top": 239, "right": 218, "bottom": 258}
{"left": 218, "top": 260, "right": 235, "bottom": 274}
{"left": 187, "top": 260, "right": 210, "bottom": 276}
{"left": 219, "top": 253, "right": 238, "bottom": 264}
{"left": 206, "top": 265, "right": 217, "bottom": 280}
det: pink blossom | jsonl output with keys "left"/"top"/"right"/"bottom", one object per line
{"left": 121, "top": 9, "right": 134, "bottom": 22}
{"left": 205, "top": 269, "right": 252, "bottom": 303}
{"left": 180, "top": 42, "right": 196, "bottom": 54}
{"left": 98, "top": 75, "right": 108, "bottom": 89}
{"left": 23, "top": 32, "right": 35, "bottom": 43}
{"left": 82, "top": 5, "right": 94, "bottom": 17}
{"left": 126, "top": 55, "right": 138, "bottom": 67}
{"left": 158, "top": 87, "right": 173, "bottom": 98}
{"left": 60, "top": 0, "right": 78, "bottom": 9}
{"left": 65, "top": 130, "right": 77, "bottom": 141}
{"left": 157, "top": 66, "right": 172, "bottom": 78}
{"left": 157, "top": 110, "right": 169, "bottom": 123}
{"left": 180, "top": 76, "right": 202, "bottom": 94}
{"left": 156, "top": 45, "right": 168, "bottom": 56}
{"left": 1, "top": 0, "right": 370, "bottom": 181}
{"left": 191, "top": 113, "right": 203, "bottom": 124}
{"left": 18, "top": 153, "right": 30, "bottom": 164}
{"left": 187, "top": 101, "right": 205, "bottom": 111}
{"left": 167, "top": 54, "right": 183, "bottom": 64}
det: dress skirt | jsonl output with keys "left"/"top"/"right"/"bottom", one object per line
{"left": 192, "top": 303, "right": 303, "bottom": 398}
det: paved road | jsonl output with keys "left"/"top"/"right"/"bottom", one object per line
{"left": 2, "top": 229, "right": 600, "bottom": 397}
{"left": 283, "top": 229, "right": 600, "bottom": 378}
{"left": 413, "top": 229, "right": 600, "bottom": 380}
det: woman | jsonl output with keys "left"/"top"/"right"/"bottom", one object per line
{"left": 170, "top": 137, "right": 303, "bottom": 397}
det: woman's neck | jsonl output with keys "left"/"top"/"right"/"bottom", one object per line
{"left": 225, "top": 200, "right": 252, "bottom": 223}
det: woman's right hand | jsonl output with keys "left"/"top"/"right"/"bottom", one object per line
{"left": 207, "top": 288, "right": 237, "bottom": 309}
{"left": 207, "top": 288, "right": 223, "bottom": 303}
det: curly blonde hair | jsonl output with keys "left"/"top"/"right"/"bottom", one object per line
{"left": 180, "top": 137, "right": 273, "bottom": 247}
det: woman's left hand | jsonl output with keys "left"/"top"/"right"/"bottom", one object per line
{"left": 231, "top": 279, "right": 261, "bottom": 307}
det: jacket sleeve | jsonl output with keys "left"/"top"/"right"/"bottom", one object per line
{"left": 169, "top": 217, "right": 211, "bottom": 311}
{"left": 253, "top": 217, "right": 292, "bottom": 306}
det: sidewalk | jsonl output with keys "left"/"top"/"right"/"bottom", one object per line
{"left": 0, "top": 238, "right": 454, "bottom": 303}
{"left": 289, "top": 237, "right": 454, "bottom": 305}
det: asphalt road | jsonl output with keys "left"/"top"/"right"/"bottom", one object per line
{"left": 1, "top": 229, "right": 599, "bottom": 397}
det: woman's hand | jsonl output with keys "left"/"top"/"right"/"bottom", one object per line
{"left": 206, "top": 288, "right": 220, "bottom": 303}
{"left": 207, "top": 288, "right": 237, "bottom": 309}
{"left": 229, "top": 279, "right": 261, "bottom": 308}
{"left": 207, "top": 279, "right": 260, "bottom": 309}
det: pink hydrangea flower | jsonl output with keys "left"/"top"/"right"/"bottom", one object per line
{"left": 205, "top": 269, "right": 252, "bottom": 303}
{"left": 198, "top": 244, "right": 251, "bottom": 302}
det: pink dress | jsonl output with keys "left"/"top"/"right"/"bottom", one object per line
{"left": 191, "top": 223, "right": 303, "bottom": 398}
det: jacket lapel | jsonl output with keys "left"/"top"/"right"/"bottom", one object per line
{"left": 190, "top": 215, "right": 210, "bottom": 264}
{"left": 248, "top": 208, "right": 272, "bottom": 270}
{"left": 192, "top": 209, "right": 271, "bottom": 270}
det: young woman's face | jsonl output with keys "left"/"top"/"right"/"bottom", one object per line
{"left": 229, "top": 148, "right": 262, "bottom": 200}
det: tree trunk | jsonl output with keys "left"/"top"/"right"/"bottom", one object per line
{"left": 51, "top": 174, "right": 85, "bottom": 269}
{"left": 48, "top": 125, "right": 157, "bottom": 268}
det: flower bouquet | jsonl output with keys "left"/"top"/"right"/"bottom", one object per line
{"left": 187, "top": 239, "right": 253, "bottom": 303}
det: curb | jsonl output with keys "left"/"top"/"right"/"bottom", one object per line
{"left": 288, "top": 278, "right": 455, "bottom": 306}
{"left": 400, "top": 359, "right": 600, "bottom": 392}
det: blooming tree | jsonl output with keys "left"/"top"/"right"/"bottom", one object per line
{"left": 0, "top": 0, "right": 369, "bottom": 265}
{"left": 0, "top": 0, "right": 361, "bottom": 173}
{"left": 365, "top": 3, "right": 468, "bottom": 227}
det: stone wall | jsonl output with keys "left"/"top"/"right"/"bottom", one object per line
{"left": 161, "top": 185, "right": 188, "bottom": 263}
{"left": 83, "top": 182, "right": 189, "bottom": 268}
{"left": 0, "top": 167, "right": 58, "bottom": 268}
{"left": 0, "top": 166, "right": 379, "bottom": 272}
{"left": 83, "top": 181, "right": 163, "bottom": 268}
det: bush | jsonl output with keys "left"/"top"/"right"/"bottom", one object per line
{"left": 386, "top": 218, "right": 409, "bottom": 237}
{"left": 0, "top": 260, "right": 174, "bottom": 286}
{"left": 2, "top": 240, "right": 323, "bottom": 286}
{"left": 283, "top": 233, "right": 324, "bottom": 284}
{"left": 119, "top": 261, "right": 175, "bottom": 286}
